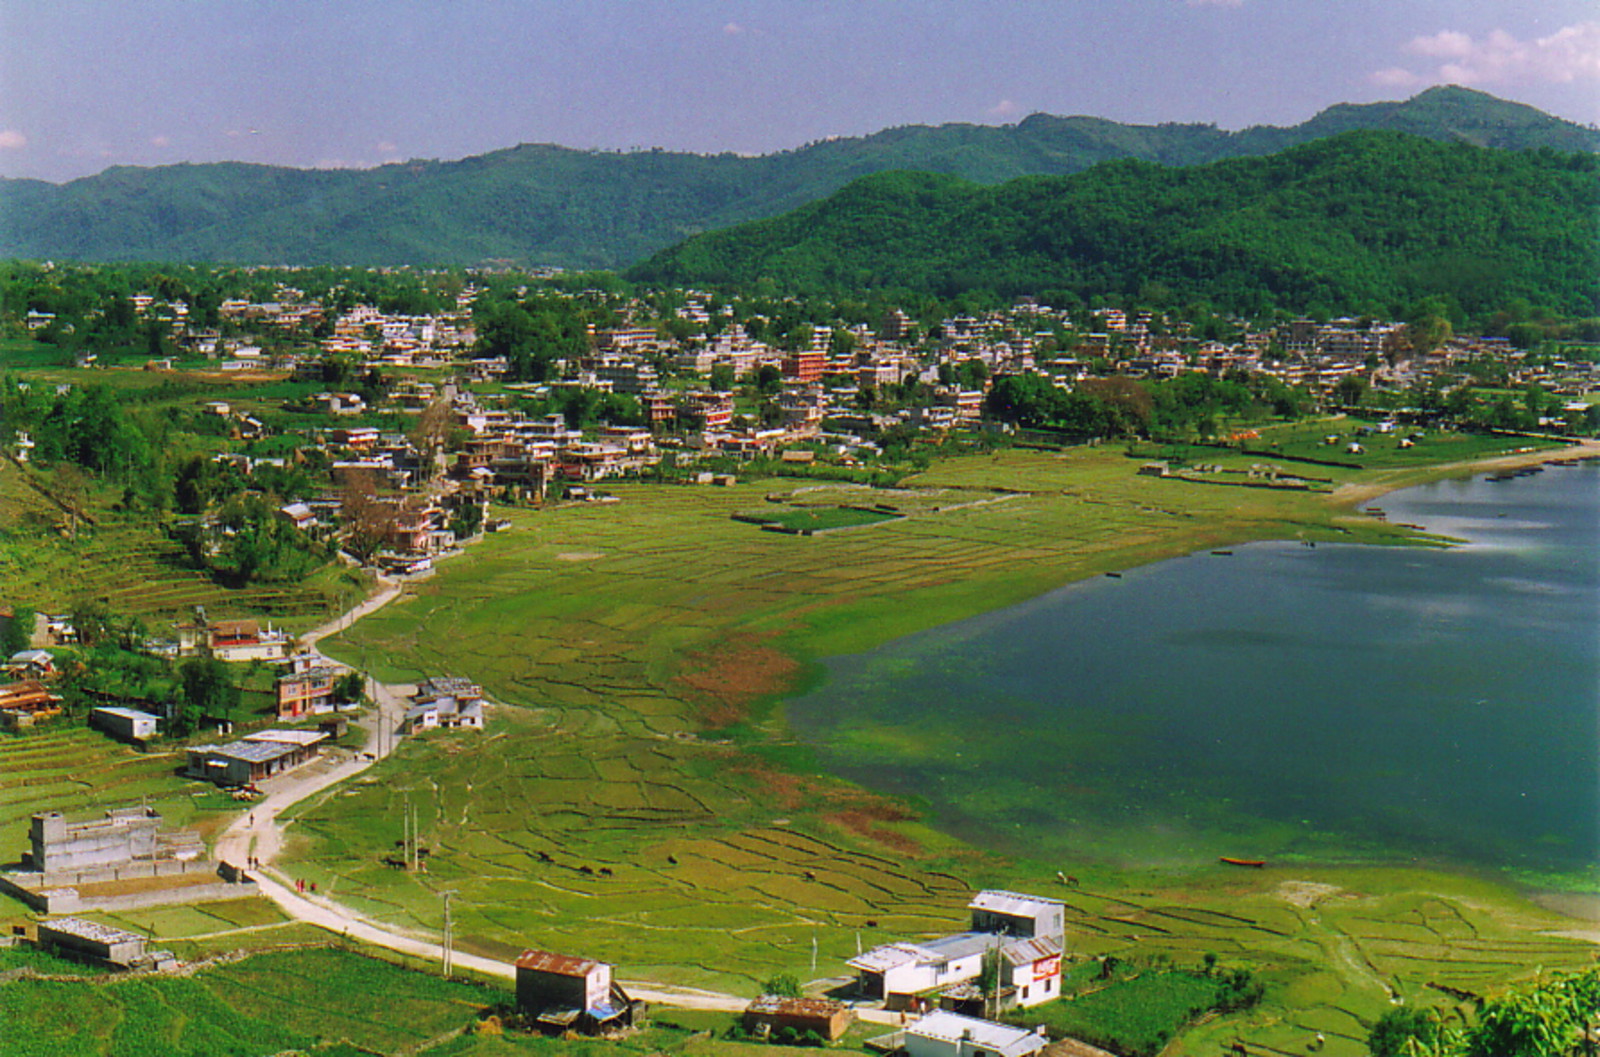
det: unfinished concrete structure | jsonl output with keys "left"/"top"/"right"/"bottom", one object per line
{"left": 0, "top": 808, "right": 254, "bottom": 914}
{"left": 22, "top": 808, "right": 201, "bottom": 873}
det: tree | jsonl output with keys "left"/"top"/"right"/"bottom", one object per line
{"left": 338, "top": 468, "right": 395, "bottom": 562}
{"left": 1334, "top": 373, "right": 1369, "bottom": 407}
{"left": 177, "top": 655, "right": 240, "bottom": 731}
{"left": 409, "top": 397, "right": 454, "bottom": 477}
{"left": 1369, "top": 1006, "right": 1447, "bottom": 1057}
{"left": 760, "top": 973, "right": 803, "bottom": 998}
{"left": 709, "top": 362, "right": 736, "bottom": 392}
{"left": 1, "top": 605, "right": 33, "bottom": 656}
{"left": 333, "top": 671, "right": 366, "bottom": 706}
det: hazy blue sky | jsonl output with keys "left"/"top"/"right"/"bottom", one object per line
{"left": 2, "top": 1, "right": 1596, "bottom": 182}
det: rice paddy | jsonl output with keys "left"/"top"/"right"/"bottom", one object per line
{"left": 6, "top": 440, "right": 1591, "bottom": 1054}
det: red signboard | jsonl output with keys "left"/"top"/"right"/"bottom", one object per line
{"left": 1034, "top": 955, "right": 1061, "bottom": 981}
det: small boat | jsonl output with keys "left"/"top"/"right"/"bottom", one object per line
{"left": 1219, "top": 856, "right": 1266, "bottom": 868}
{"left": 1104, "top": 571, "right": 1122, "bottom": 578}
{"left": 1211, "top": 550, "right": 1233, "bottom": 556}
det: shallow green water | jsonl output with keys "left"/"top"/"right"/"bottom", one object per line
{"left": 789, "top": 463, "right": 1600, "bottom": 884}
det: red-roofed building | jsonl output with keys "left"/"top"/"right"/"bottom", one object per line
{"left": 514, "top": 949, "right": 642, "bottom": 1033}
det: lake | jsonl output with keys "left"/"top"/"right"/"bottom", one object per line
{"left": 788, "top": 461, "right": 1600, "bottom": 885}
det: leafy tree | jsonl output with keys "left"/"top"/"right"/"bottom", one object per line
{"left": 709, "top": 362, "right": 736, "bottom": 392}
{"left": 333, "top": 671, "right": 366, "bottom": 705}
{"left": 761, "top": 973, "right": 803, "bottom": 998}
{"left": 1, "top": 605, "right": 33, "bottom": 656}
{"left": 176, "top": 655, "right": 240, "bottom": 731}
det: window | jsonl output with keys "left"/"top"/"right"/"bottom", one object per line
{"left": 1021, "top": 986, "right": 1030, "bottom": 1000}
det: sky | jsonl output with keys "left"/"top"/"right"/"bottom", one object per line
{"left": 1, "top": 0, "right": 1597, "bottom": 183}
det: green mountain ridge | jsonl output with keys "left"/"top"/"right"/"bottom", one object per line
{"left": 629, "top": 130, "right": 1600, "bottom": 317}
{"left": 0, "top": 86, "right": 1594, "bottom": 270}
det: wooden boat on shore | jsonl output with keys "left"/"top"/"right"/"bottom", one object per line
{"left": 1219, "top": 856, "right": 1266, "bottom": 868}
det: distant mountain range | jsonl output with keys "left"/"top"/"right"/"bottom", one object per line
{"left": 0, "top": 86, "right": 1594, "bottom": 271}
{"left": 631, "top": 131, "right": 1600, "bottom": 316}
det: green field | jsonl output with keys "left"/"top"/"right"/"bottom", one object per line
{"left": 0, "top": 945, "right": 507, "bottom": 1057}
{"left": 294, "top": 443, "right": 1597, "bottom": 1052}
{"left": 0, "top": 943, "right": 875, "bottom": 1057}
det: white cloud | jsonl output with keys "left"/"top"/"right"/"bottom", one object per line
{"left": 1369, "top": 67, "right": 1423, "bottom": 88}
{"left": 1375, "top": 21, "right": 1600, "bottom": 88}
{"left": 723, "top": 21, "right": 744, "bottom": 36}
{"left": 1186, "top": 0, "right": 1244, "bottom": 7}
{"left": 986, "top": 99, "right": 1021, "bottom": 119}
{"left": 150, "top": 135, "right": 172, "bottom": 148}
{"left": 375, "top": 140, "right": 397, "bottom": 154}
{"left": 0, "top": 129, "right": 27, "bottom": 150}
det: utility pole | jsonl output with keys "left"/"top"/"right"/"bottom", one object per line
{"left": 405, "top": 795, "right": 415, "bottom": 871}
{"left": 441, "top": 890, "right": 455, "bottom": 978}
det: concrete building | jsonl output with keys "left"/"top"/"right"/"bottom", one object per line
{"left": 852, "top": 890, "right": 1067, "bottom": 1012}
{"left": 968, "top": 891, "right": 1065, "bottom": 942}
{"left": 849, "top": 933, "right": 995, "bottom": 1009}
{"left": 514, "top": 949, "right": 642, "bottom": 1033}
{"left": 23, "top": 808, "right": 202, "bottom": 874}
{"left": 89, "top": 706, "right": 161, "bottom": 742}
{"left": 403, "top": 677, "right": 486, "bottom": 733}
{"left": 276, "top": 664, "right": 343, "bottom": 719}
{"left": 36, "top": 917, "right": 174, "bottom": 970}
{"left": 184, "top": 730, "right": 326, "bottom": 786}
{"left": 904, "top": 1011, "right": 1049, "bottom": 1057}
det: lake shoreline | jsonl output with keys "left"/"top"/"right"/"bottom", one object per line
{"left": 779, "top": 438, "right": 1600, "bottom": 935}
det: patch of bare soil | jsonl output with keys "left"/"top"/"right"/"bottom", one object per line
{"left": 674, "top": 635, "right": 805, "bottom": 727}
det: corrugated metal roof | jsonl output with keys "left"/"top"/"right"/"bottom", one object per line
{"left": 969, "top": 889, "right": 1063, "bottom": 916}
{"left": 1000, "top": 935, "right": 1062, "bottom": 965}
{"left": 908, "top": 1011, "right": 1043, "bottom": 1052}
{"left": 91, "top": 706, "right": 161, "bottom": 722}
{"left": 192, "top": 740, "right": 300, "bottom": 764}
{"left": 243, "top": 729, "right": 326, "bottom": 747}
{"left": 515, "top": 949, "right": 603, "bottom": 977}
{"left": 746, "top": 996, "right": 847, "bottom": 1017}
{"left": 848, "top": 941, "right": 932, "bottom": 973}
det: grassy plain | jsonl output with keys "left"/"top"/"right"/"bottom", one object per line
{"left": 296, "top": 437, "right": 1597, "bottom": 1053}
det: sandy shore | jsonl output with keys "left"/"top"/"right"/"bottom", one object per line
{"left": 1328, "top": 437, "right": 1600, "bottom": 511}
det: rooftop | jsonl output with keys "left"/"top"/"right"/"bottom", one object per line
{"left": 515, "top": 949, "right": 604, "bottom": 977}
{"left": 969, "top": 890, "right": 1064, "bottom": 917}
{"left": 41, "top": 917, "right": 145, "bottom": 944}
{"left": 907, "top": 1011, "right": 1045, "bottom": 1054}
{"left": 746, "top": 995, "right": 848, "bottom": 1017}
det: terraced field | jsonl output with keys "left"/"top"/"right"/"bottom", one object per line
{"left": 0, "top": 461, "right": 368, "bottom": 626}
{"left": 0, "top": 726, "right": 237, "bottom": 864}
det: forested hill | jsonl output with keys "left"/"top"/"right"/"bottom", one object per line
{"left": 1, "top": 87, "right": 1595, "bottom": 269}
{"left": 628, "top": 131, "right": 1600, "bottom": 317}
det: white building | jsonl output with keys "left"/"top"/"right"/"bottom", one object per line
{"left": 904, "top": 1011, "right": 1049, "bottom": 1057}
{"left": 849, "top": 934, "right": 994, "bottom": 1005}
{"left": 968, "top": 891, "right": 1065, "bottom": 941}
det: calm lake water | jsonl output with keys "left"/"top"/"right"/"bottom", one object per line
{"left": 789, "top": 462, "right": 1600, "bottom": 884}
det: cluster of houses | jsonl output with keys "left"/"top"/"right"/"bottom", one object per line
{"left": 510, "top": 889, "right": 1069, "bottom": 1056}
{"left": 850, "top": 891, "right": 1066, "bottom": 1016}
{"left": 2, "top": 648, "right": 62, "bottom": 732}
